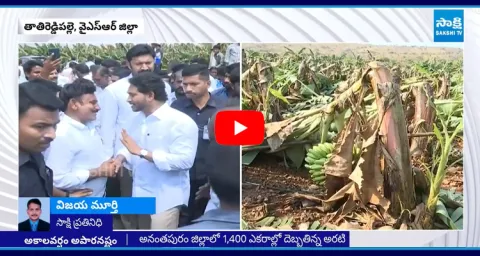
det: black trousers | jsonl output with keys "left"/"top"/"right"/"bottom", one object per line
{"left": 106, "top": 168, "right": 151, "bottom": 230}
{"left": 187, "top": 178, "right": 209, "bottom": 223}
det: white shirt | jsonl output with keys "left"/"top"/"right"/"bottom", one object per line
{"left": 208, "top": 75, "right": 218, "bottom": 92}
{"left": 45, "top": 114, "right": 110, "bottom": 197}
{"left": 117, "top": 104, "right": 198, "bottom": 213}
{"left": 93, "top": 85, "right": 105, "bottom": 132}
{"left": 225, "top": 44, "right": 240, "bottom": 65}
{"left": 205, "top": 190, "right": 220, "bottom": 212}
{"left": 100, "top": 74, "right": 174, "bottom": 158}
{"left": 85, "top": 61, "right": 95, "bottom": 68}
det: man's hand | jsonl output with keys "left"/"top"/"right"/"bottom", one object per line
{"left": 120, "top": 129, "right": 141, "bottom": 155}
{"left": 70, "top": 189, "right": 93, "bottom": 197}
{"left": 195, "top": 183, "right": 211, "bottom": 200}
{"left": 98, "top": 159, "right": 117, "bottom": 177}
{"left": 40, "top": 54, "right": 61, "bottom": 80}
{"left": 112, "top": 158, "right": 124, "bottom": 174}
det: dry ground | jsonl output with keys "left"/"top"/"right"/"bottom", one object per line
{"left": 241, "top": 43, "right": 464, "bottom": 230}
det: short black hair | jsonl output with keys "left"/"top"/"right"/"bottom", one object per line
{"left": 23, "top": 60, "right": 43, "bottom": 74}
{"left": 111, "top": 67, "right": 131, "bottom": 79}
{"left": 182, "top": 64, "right": 210, "bottom": 81}
{"left": 74, "top": 63, "right": 90, "bottom": 75}
{"left": 228, "top": 67, "right": 240, "bottom": 84}
{"left": 212, "top": 44, "right": 221, "bottom": 50}
{"left": 101, "top": 59, "right": 121, "bottom": 68}
{"left": 94, "top": 58, "right": 102, "bottom": 65}
{"left": 206, "top": 106, "right": 241, "bottom": 206}
{"left": 87, "top": 55, "right": 94, "bottom": 61}
{"left": 68, "top": 62, "right": 77, "bottom": 69}
{"left": 91, "top": 65, "right": 109, "bottom": 77}
{"left": 19, "top": 79, "right": 63, "bottom": 117}
{"left": 126, "top": 44, "right": 155, "bottom": 62}
{"left": 168, "top": 60, "right": 181, "bottom": 72}
{"left": 27, "top": 198, "right": 42, "bottom": 209}
{"left": 90, "top": 65, "right": 101, "bottom": 74}
{"left": 226, "top": 63, "right": 240, "bottom": 74}
{"left": 128, "top": 72, "right": 167, "bottom": 102}
{"left": 190, "top": 57, "right": 209, "bottom": 66}
{"left": 171, "top": 63, "right": 185, "bottom": 74}
{"left": 59, "top": 78, "right": 96, "bottom": 112}
{"left": 217, "top": 66, "right": 226, "bottom": 76}
{"left": 154, "top": 68, "right": 170, "bottom": 79}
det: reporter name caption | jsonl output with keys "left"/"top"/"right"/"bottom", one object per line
{"left": 19, "top": 19, "right": 144, "bottom": 35}
{"left": 53, "top": 214, "right": 111, "bottom": 232}
{"left": 1, "top": 231, "right": 349, "bottom": 248}
{"left": 52, "top": 197, "right": 155, "bottom": 215}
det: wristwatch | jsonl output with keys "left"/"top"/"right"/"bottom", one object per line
{"left": 139, "top": 149, "right": 148, "bottom": 158}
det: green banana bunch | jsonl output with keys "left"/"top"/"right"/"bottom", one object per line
{"left": 304, "top": 142, "right": 335, "bottom": 186}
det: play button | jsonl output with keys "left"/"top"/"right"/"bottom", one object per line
{"left": 214, "top": 110, "right": 265, "bottom": 146}
{"left": 234, "top": 121, "right": 247, "bottom": 136}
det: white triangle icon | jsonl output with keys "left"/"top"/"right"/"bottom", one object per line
{"left": 234, "top": 121, "right": 247, "bottom": 136}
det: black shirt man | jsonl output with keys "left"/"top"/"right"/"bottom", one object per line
{"left": 19, "top": 80, "right": 62, "bottom": 197}
{"left": 171, "top": 64, "right": 227, "bottom": 224}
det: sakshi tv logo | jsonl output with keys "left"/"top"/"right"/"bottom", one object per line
{"left": 433, "top": 9, "right": 464, "bottom": 43}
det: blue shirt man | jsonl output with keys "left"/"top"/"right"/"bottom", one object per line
{"left": 18, "top": 198, "right": 50, "bottom": 232}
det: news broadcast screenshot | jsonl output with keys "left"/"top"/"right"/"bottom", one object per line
{"left": 0, "top": 6, "right": 475, "bottom": 252}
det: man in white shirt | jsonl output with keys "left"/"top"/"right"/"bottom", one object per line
{"left": 44, "top": 78, "right": 117, "bottom": 197}
{"left": 101, "top": 44, "right": 174, "bottom": 159}
{"left": 100, "top": 44, "right": 173, "bottom": 229}
{"left": 90, "top": 65, "right": 111, "bottom": 132}
{"left": 112, "top": 72, "right": 198, "bottom": 229}
{"left": 85, "top": 56, "right": 95, "bottom": 68}
{"left": 224, "top": 43, "right": 241, "bottom": 66}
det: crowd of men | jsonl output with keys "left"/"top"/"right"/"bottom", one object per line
{"left": 18, "top": 43, "right": 241, "bottom": 230}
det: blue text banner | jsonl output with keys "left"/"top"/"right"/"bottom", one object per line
{"left": 0, "top": 231, "right": 348, "bottom": 248}
{"left": 50, "top": 197, "right": 156, "bottom": 214}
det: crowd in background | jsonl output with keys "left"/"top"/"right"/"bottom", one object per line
{"left": 18, "top": 43, "right": 241, "bottom": 230}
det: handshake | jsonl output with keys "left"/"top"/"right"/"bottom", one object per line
{"left": 93, "top": 159, "right": 123, "bottom": 178}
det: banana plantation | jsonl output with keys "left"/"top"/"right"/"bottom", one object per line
{"left": 241, "top": 44, "right": 463, "bottom": 231}
{"left": 19, "top": 43, "right": 224, "bottom": 68}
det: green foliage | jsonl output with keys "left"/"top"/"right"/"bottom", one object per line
{"left": 19, "top": 43, "right": 227, "bottom": 69}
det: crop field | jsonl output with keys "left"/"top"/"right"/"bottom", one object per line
{"left": 19, "top": 43, "right": 225, "bottom": 68}
{"left": 241, "top": 43, "right": 463, "bottom": 231}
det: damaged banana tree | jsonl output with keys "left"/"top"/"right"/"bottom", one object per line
{"left": 264, "top": 61, "right": 417, "bottom": 225}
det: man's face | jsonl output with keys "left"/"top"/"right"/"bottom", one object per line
{"left": 128, "top": 55, "right": 154, "bottom": 75}
{"left": 19, "top": 107, "right": 59, "bottom": 153}
{"left": 213, "top": 48, "right": 220, "bottom": 54}
{"left": 183, "top": 75, "right": 210, "bottom": 99}
{"left": 172, "top": 70, "right": 184, "bottom": 95}
{"left": 93, "top": 71, "right": 110, "bottom": 88}
{"left": 70, "top": 94, "right": 100, "bottom": 123}
{"left": 48, "top": 70, "right": 58, "bottom": 82}
{"left": 27, "top": 203, "right": 41, "bottom": 221}
{"left": 224, "top": 74, "right": 234, "bottom": 90}
{"left": 127, "top": 85, "right": 149, "bottom": 112}
{"left": 27, "top": 66, "right": 43, "bottom": 80}
{"left": 210, "top": 69, "right": 218, "bottom": 78}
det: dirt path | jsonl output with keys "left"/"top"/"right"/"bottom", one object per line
{"left": 242, "top": 156, "right": 464, "bottom": 230}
